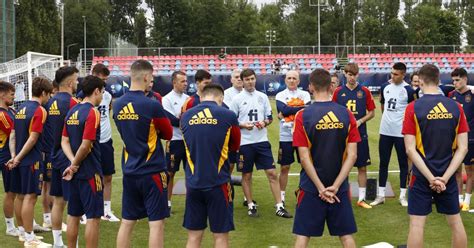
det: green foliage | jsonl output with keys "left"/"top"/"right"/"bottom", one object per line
{"left": 15, "top": 0, "right": 61, "bottom": 55}
{"left": 133, "top": 10, "right": 148, "bottom": 48}
{"left": 109, "top": 0, "right": 141, "bottom": 42}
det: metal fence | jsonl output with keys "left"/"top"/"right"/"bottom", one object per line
{"left": 79, "top": 45, "right": 474, "bottom": 73}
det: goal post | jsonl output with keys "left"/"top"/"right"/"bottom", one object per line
{"left": 0, "top": 51, "right": 63, "bottom": 109}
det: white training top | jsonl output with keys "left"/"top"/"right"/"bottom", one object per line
{"left": 275, "top": 88, "right": 311, "bottom": 142}
{"left": 230, "top": 89, "right": 272, "bottom": 146}
{"left": 98, "top": 91, "right": 112, "bottom": 143}
{"left": 163, "top": 90, "right": 189, "bottom": 141}
{"left": 15, "top": 82, "right": 25, "bottom": 101}
{"left": 379, "top": 81, "right": 416, "bottom": 137}
{"left": 223, "top": 86, "right": 242, "bottom": 107}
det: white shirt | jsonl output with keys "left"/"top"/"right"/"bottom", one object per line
{"left": 379, "top": 81, "right": 416, "bottom": 137}
{"left": 15, "top": 82, "right": 25, "bottom": 101}
{"left": 223, "top": 86, "right": 242, "bottom": 107}
{"left": 163, "top": 90, "right": 189, "bottom": 141}
{"left": 230, "top": 89, "right": 272, "bottom": 146}
{"left": 275, "top": 88, "right": 311, "bottom": 142}
{"left": 98, "top": 91, "right": 112, "bottom": 143}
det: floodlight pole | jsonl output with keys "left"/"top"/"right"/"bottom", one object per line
{"left": 309, "top": 0, "right": 326, "bottom": 55}
{"left": 60, "top": 3, "right": 64, "bottom": 59}
{"left": 82, "top": 16, "right": 86, "bottom": 72}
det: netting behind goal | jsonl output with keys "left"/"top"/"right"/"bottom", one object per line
{"left": 0, "top": 52, "right": 63, "bottom": 110}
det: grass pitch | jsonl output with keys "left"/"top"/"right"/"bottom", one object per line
{"left": 0, "top": 98, "right": 473, "bottom": 247}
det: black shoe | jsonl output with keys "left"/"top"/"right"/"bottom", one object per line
{"left": 248, "top": 206, "right": 259, "bottom": 217}
{"left": 276, "top": 207, "right": 293, "bottom": 218}
{"left": 243, "top": 200, "right": 257, "bottom": 207}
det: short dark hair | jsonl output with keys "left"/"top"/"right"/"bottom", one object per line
{"left": 240, "top": 68, "right": 256, "bottom": 80}
{"left": 331, "top": 73, "right": 339, "bottom": 79}
{"left": 0, "top": 81, "right": 14, "bottom": 93}
{"left": 393, "top": 62, "right": 407, "bottom": 72}
{"left": 32, "top": 77, "right": 53, "bottom": 97}
{"left": 309, "top": 69, "right": 331, "bottom": 91}
{"left": 202, "top": 83, "right": 224, "bottom": 97}
{"left": 54, "top": 66, "right": 79, "bottom": 85}
{"left": 418, "top": 64, "right": 440, "bottom": 85}
{"left": 195, "top": 69, "right": 211, "bottom": 82}
{"left": 81, "top": 75, "right": 105, "bottom": 97}
{"left": 171, "top": 71, "right": 186, "bottom": 83}
{"left": 344, "top": 63, "right": 359, "bottom": 75}
{"left": 131, "top": 60, "right": 153, "bottom": 77}
{"left": 410, "top": 71, "right": 419, "bottom": 81}
{"left": 92, "top": 63, "right": 110, "bottom": 77}
{"left": 451, "top": 67, "right": 468, "bottom": 78}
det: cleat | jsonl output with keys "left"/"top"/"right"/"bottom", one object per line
{"left": 6, "top": 227, "right": 20, "bottom": 237}
{"left": 42, "top": 222, "right": 52, "bottom": 229}
{"left": 101, "top": 212, "right": 120, "bottom": 222}
{"left": 20, "top": 235, "right": 43, "bottom": 242}
{"left": 357, "top": 200, "right": 373, "bottom": 209}
{"left": 275, "top": 207, "right": 292, "bottom": 218}
{"left": 247, "top": 206, "right": 259, "bottom": 217}
{"left": 370, "top": 196, "right": 385, "bottom": 206}
{"left": 33, "top": 223, "right": 50, "bottom": 233}
{"left": 24, "top": 238, "right": 52, "bottom": 248}
{"left": 461, "top": 203, "right": 470, "bottom": 211}
{"left": 61, "top": 223, "right": 67, "bottom": 232}
{"left": 399, "top": 197, "right": 408, "bottom": 207}
{"left": 243, "top": 200, "right": 257, "bottom": 207}
{"left": 80, "top": 215, "right": 87, "bottom": 225}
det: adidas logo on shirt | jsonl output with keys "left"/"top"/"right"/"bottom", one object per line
{"left": 66, "top": 111, "right": 80, "bottom": 125}
{"left": 15, "top": 107, "right": 26, "bottom": 119}
{"left": 427, "top": 102, "right": 453, "bottom": 120}
{"left": 49, "top": 100, "right": 60, "bottom": 115}
{"left": 189, "top": 108, "right": 218, "bottom": 125}
{"left": 117, "top": 103, "right": 139, "bottom": 120}
{"left": 316, "top": 111, "right": 344, "bottom": 130}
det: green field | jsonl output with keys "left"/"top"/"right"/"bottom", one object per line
{"left": 1, "top": 98, "right": 474, "bottom": 247}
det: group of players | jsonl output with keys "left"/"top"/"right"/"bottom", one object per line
{"left": 0, "top": 57, "right": 472, "bottom": 247}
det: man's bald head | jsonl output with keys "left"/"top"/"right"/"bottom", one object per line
{"left": 231, "top": 69, "right": 243, "bottom": 90}
{"left": 285, "top": 70, "right": 300, "bottom": 91}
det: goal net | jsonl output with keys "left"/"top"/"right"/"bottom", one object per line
{"left": 0, "top": 52, "right": 63, "bottom": 110}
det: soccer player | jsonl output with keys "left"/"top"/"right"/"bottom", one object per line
{"left": 371, "top": 62, "right": 416, "bottom": 207}
{"left": 332, "top": 63, "right": 375, "bottom": 208}
{"left": 0, "top": 81, "right": 18, "bottom": 236}
{"left": 275, "top": 70, "right": 310, "bottom": 204}
{"left": 79, "top": 64, "right": 120, "bottom": 222}
{"left": 44, "top": 66, "right": 79, "bottom": 247}
{"left": 62, "top": 75, "right": 105, "bottom": 248}
{"left": 293, "top": 68, "right": 359, "bottom": 248}
{"left": 181, "top": 69, "right": 212, "bottom": 113}
{"left": 410, "top": 71, "right": 419, "bottom": 90}
{"left": 331, "top": 73, "right": 340, "bottom": 88}
{"left": 448, "top": 68, "right": 474, "bottom": 211}
{"left": 145, "top": 74, "right": 162, "bottom": 103}
{"left": 8, "top": 77, "right": 52, "bottom": 247}
{"left": 162, "top": 71, "right": 188, "bottom": 211}
{"left": 403, "top": 64, "right": 468, "bottom": 248}
{"left": 113, "top": 60, "right": 172, "bottom": 248}
{"left": 229, "top": 68, "right": 291, "bottom": 218}
{"left": 223, "top": 69, "right": 242, "bottom": 107}
{"left": 181, "top": 84, "right": 241, "bottom": 248}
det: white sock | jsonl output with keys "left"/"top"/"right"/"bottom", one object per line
{"left": 459, "top": 195, "right": 464, "bottom": 203}
{"left": 464, "top": 193, "right": 472, "bottom": 205}
{"left": 5, "top": 217, "right": 15, "bottom": 230}
{"left": 25, "top": 231, "right": 35, "bottom": 242}
{"left": 247, "top": 202, "right": 255, "bottom": 209}
{"left": 168, "top": 200, "right": 172, "bottom": 207}
{"left": 244, "top": 196, "right": 247, "bottom": 201}
{"left": 18, "top": 226, "right": 25, "bottom": 235}
{"left": 358, "top": 187, "right": 366, "bottom": 201}
{"left": 280, "top": 191, "right": 286, "bottom": 202}
{"left": 400, "top": 188, "right": 407, "bottom": 198}
{"left": 53, "top": 229, "right": 64, "bottom": 246}
{"left": 43, "top": 213, "right": 51, "bottom": 224}
{"left": 104, "top": 201, "right": 111, "bottom": 213}
{"left": 276, "top": 202, "right": 284, "bottom": 210}
{"left": 378, "top": 187, "right": 386, "bottom": 197}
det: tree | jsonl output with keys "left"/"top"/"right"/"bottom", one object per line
{"left": 16, "top": 0, "right": 61, "bottom": 55}
{"left": 63, "top": 0, "right": 111, "bottom": 60}
{"left": 133, "top": 10, "right": 148, "bottom": 47}
{"left": 109, "top": 0, "right": 141, "bottom": 42}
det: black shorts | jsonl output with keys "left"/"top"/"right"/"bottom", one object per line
{"left": 100, "top": 139, "right": 115, "bottom": 176}
{"left": 278, "top": 141, "right": 300, "bottom": 166}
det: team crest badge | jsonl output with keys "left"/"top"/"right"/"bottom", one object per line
{"left": 170, "top": 154, "right": 175, "bottom": 168}
{"left": 278, "top": 149, "right": 283, "bottom": 161}
{"left": 238, "top": 155, "right": 244, "bottom": 170}
{"left": 357, "top": 91, "right": 363, "bottom": 99}
{"left": 466, "top": 94, "right": 471, "bottom": 103}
